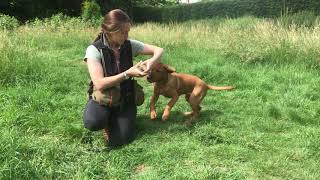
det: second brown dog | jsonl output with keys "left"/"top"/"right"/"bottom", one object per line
{"left": 146, "top": 63, "right": 234, "bottom": 124}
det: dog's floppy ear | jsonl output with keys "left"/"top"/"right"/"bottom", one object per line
{"left": 162, "top": 64, "right": 176, "bottom": 73}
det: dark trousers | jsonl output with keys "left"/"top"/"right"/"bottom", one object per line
{"left": 83, "top": 99, "right": 137, "bottom": 147}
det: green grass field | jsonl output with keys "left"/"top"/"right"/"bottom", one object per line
{"left": 1, "top": 16, "right": 320, "bottom": 179}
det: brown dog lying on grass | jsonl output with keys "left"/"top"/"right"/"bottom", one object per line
{"left": 146, "top": 63, "right": 234, "bottom": 124}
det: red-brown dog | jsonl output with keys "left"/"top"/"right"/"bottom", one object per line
{"left": 146, "top": 63, "right": 234, "bottom": 124}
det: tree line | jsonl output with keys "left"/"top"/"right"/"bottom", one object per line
{"left": 0, "top": 0, "right": 177, "bottom": 21}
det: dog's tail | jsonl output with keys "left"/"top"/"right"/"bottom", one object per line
{"left": 207, "top": 85, "right": 234, "bottom": 90}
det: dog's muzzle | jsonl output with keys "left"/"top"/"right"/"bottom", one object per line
{"left": 146, "top": 72, "right": 152, "bottom": 82}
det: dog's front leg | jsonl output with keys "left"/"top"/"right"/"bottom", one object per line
{"left": 150, "top": 93, "right": 160, "bottom": 120}
{"left": 162, "top": 95, "right": 179, "bottom": 121}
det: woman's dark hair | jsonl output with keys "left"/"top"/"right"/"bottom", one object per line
{"left": 94, "top": 9, "right": 131, "bottom": 42}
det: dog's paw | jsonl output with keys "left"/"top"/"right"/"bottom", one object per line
{"left": 150, "top": 111, "right": 157, "bottom": 120}
{"left": 183, "top": 111, "right": 193, "bottom": 117}
{"left": 161, "top": 114, "right": 169, "bottom": 121}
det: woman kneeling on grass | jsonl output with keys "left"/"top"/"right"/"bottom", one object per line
{"left": 83, "top": 9, "right": 163, "bottom": 147}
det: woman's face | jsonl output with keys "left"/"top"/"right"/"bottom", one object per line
{"left": 109, "top": 23, "right": 131, "bottom": 47}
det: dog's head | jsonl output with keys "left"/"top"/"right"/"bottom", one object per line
{"left": 147, "top": 63, "right": 176, "bottom": 83}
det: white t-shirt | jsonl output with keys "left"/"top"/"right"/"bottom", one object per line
{"left": 84, "top": 39, "right": 144, "bottom": 62}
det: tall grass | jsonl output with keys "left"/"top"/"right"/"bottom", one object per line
{"left": 0, "top": 14, "right": 320, "bottom": 179}
{"left": 132, "top": 16, "right": 320, "bottom": 67}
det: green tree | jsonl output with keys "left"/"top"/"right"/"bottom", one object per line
{"left": 2, "top": 0, "right": 82, "bottom": 21}
{"left": 82, "top": 0, "right": 101, "bottom": 21}
{"left": 133, "top": 0, "right": 177, "bottom": 7}
{"left": 0, "top": 0, "right": 177, "bottom": 21}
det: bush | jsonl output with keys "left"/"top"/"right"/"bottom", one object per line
{"left": 0, "top": 14, "right": 19, "bottom": 30}
{"left": 26, "top": 13, "right": 68, "bottom": 29}
{"left": 81, "top": 0, "right": 101, "bottom": 24}
{"left": 133, "top": 0, "right": 320, "bottom": 23}
{"left": 46, "top": 13, "right": 69, "bottom": 28}
{"left": 132, "top": 6, "right": 162, "bottom": 22}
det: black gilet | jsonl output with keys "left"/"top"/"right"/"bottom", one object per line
{"left": 87, "top": 35, "right": 134, "bottom": 100}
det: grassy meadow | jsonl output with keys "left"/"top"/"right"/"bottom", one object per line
{"left": 1, "top": 15, "right": 320, "bottom": 179}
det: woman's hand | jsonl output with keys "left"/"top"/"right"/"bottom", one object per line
{"left": 141, "top": 59, "right": 159, "bottom": 73}
{"left": 125, "top": 61, "right": 147, "bottom": 78}
{"left": 137, "top": 44, "right": 163, "bottom": 73}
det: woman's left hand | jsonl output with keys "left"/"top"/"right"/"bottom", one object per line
{"left": 138, "top": 43, "right": 164, "bottom": 72}
{"left": 126, "top": 61, "right": 147, "bottom": 78}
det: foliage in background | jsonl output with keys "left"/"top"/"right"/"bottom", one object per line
{"left": 0, "top": 0, "right": 177, "bottom": 22}
{"left": 0, "top": 14, "right": 19, "bottom": 30}
{"left": 133, "top": 0, "right": 320, "bottom": 22}
{"left": 132, "top": 6, "right": 163, "bottom": 22}
{"left": 25, "top": 13, "right": 93, "bottom": 30}
{"left": 95, "top": 0, "right": 176, "bottom": 20}
{"left": 81, "top": 0, "right": 102, "bottom": 25}
{"left": 2, "top": 0, "right": 320, "bottom": 23}
{"left": 1, "top": 0, "right": 83, "bottom": 21}
{"left": 133, "top": 0, "right": 177, "bottom": 7}
{"left": 96, "top": 0, "right": 133, "bottom": 17}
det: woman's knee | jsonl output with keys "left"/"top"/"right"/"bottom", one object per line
{"left": 83, "top": 117, "right": 101, "bottom": 131}
{"left": 83, "top": 100, "right": 110, "bottom": 131}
